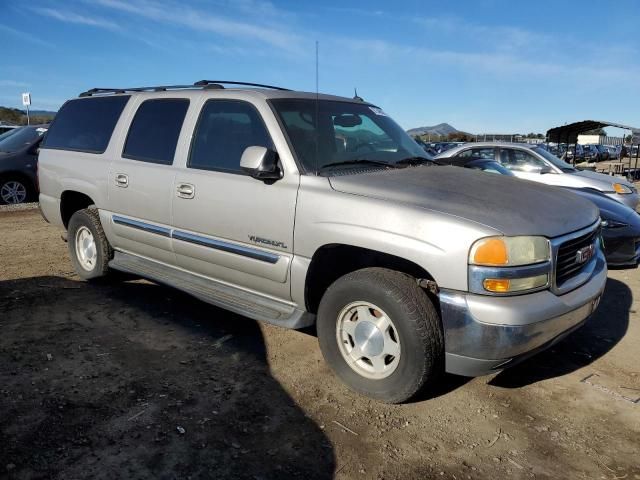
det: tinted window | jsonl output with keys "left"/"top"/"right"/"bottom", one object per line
{"left": 499, "top": 148, "right": 546, "bottom": 172}
{"left": 456, "top": 148, "right": 495, "bottom": 160}
{"left": 42, "top": 96, "right": 130, "bottom": 153}
{"left": 189, "top": 100, "right": 273, "bottom": 173}
{"left": 123, "top": 99, "right": 189, "bottom": 165}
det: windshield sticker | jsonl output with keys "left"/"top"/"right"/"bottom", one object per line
{"left": 369, "top": 107, "right": 388, "bottom": 116}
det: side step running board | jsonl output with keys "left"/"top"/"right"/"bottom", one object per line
{"left": 109, "top": 251, "right": 314, "bottom": 329}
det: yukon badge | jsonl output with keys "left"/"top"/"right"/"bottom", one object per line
{"left": 249, "top": 235, "right": 288, "bottom": 249}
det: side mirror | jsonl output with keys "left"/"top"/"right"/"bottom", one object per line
{"left": 240, "top": 146, "right": 282, "bottom": 182}
{"left": 540, "top": 166, "right": 553, "bottom": 174}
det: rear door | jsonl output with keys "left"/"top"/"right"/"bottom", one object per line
{"left": 170, "top": 97, "right": 299, "bottom": 300}
{"left": 106, "top": 97, "right": 190, "bottom": 265}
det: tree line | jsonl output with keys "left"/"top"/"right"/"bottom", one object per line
{"left": 0, "top": 106, "right": 55, "bottom": 126}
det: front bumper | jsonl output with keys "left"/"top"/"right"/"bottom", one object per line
{"left": 440, "top": 251, "right": 607, "bottom": 377}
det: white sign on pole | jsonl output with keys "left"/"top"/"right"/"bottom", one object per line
{"left": 22, "top": 93, "right": 31, "bottom": 106}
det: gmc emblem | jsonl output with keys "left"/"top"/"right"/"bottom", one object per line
{"left": 575, "top": 244, "right": 595, "bottom": 265}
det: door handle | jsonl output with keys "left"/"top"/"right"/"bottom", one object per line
{"left": 115, "top": 173, "right": 129, "bottom": 188}
{"left": 176, "top": 183, "right": 195, "bottom": 199}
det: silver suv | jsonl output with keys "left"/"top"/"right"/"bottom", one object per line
{"left": 38, "top": 81, "right": 607, "bottom": 403}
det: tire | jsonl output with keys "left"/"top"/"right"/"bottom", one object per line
{"left": 0, "top": 176, "right": 33, "bottom": 205}
{"left": 317, "top": 267, "right": 443, "bottom": 403}
{"left": 67, "top": 208, "right": 113, "bottom": 280}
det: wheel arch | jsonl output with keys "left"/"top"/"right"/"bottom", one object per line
{"left": 60, "top": 190, "right": 96, "bottom": 228}
{"left": 304, "top": 243, "right": 438, "bottom": 315}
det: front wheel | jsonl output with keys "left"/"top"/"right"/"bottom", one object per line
{"left": 68, "top": 208, "right": 113, "bottom": 280}
{"left": 317, "top": 268, "right": 443, "bottom": 403}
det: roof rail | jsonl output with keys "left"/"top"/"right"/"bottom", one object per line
{"left": 193, "top": 80, "right": 291, "bottom": 91}
{"left": 79, "top": 85, "right": 197, "bottom": 97}
{"left": 79, "top": 80, "right": 290, "bottom": 97}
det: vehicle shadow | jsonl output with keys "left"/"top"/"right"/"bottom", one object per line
{"left": 489, "top": 278, "right": 631, "bottom": 388}
{"left": 0, "top": 276, "right": 336, "bottom": 479}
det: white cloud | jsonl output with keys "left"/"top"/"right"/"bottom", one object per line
{"left": 32, "top": 7, "right": 121, "bottom": 31}
{"left": 92, "top": 0, "right": 304, "bottom": 53}
{"left": 0, "top": 80, "right": 30, "bottom": 88}
{"left": 0, "top": 23, "right": 53, "bottom": 48}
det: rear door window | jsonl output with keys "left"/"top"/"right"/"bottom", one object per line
{"left": 123, "top": 99, "right": 190, "bottom": 165}
{"left": 188, "top": 100, "right": 273, "bottom": 173}
{"left": 499, "top": 148, "right": 547, "bottom": 171}
{"left": 42, "top": 96, "right": 130, "bottom": 153}
{"left": 455, "top": 148, "right": 496, "bottom": 160}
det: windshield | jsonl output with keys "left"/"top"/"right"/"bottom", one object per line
{"left": 0, "top": 126, "right": 47, "bottom": 153}
{"left": 270, "top": 99, "right": 430, "bottom": 173}
{"left": 533, "top": 146, "right": 576, "bottom": 172}
{"left": 0, "top": 128, "right": 20, "bottom": 143}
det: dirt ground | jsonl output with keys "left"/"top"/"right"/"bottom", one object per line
{"left": 1, "top": 207, "right": 638, "bottom": 480}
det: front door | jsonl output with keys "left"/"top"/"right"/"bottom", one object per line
{"left": 171, "top": 98, "right": 298, "bottom": 301}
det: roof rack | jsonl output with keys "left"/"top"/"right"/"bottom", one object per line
{"left": 193, "top": 80, "right": 290, "bottom": 91}
{"left": 79, "top": 80, "right": 290, "bottom": 97}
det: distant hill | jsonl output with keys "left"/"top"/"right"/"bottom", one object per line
{"left": 407, "top": 123, "right": 460, "bottom": 137}
{"left": 0, "top": 106, "right": 56, "bottom": 125}
{"left": 28, "top": 110, "right": 57, "bottom": 118}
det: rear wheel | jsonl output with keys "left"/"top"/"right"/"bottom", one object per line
{"left": 317, "top": 267, "right": 443, "bottom": 403}
{"left": 0, "top": 177, "right": 32, "bottom": 205}
{"left": 68, "top": 208, "right": 113, "bottom": 280}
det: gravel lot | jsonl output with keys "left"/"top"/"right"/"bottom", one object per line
{"left": 0, "top": 207, "right": 639, "bottom": 479}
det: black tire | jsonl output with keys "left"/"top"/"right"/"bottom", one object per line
{"left": 317, "top": 267, "right": 444, "bottom": 403}
{"left": 0, "top": 176, "right": 34, "bottom": 205}
{"left": 67, "top": 208, "right": 113, "bottom": 280}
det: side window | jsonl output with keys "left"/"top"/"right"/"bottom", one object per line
{"left": 42, "top": 96, "right": 130, "bottom": 153}
{"left": 123, "top": 99, "right": 189, "bottom": 165}
{"left": 189, "top": 100, "right": 273, "bottom": 173}
{"left": 456, "top": 148, "right": 495, "bottom": 160}
{"left": 500, "top": 149, "right": 546, "bottom": 172}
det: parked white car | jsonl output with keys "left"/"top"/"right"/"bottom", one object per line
{"left": 436, "top": 143, "right": 639, "bottom": 209}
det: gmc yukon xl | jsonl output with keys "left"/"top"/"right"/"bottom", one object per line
{"left": 38, "top": 81, "right": 607, "bottom": 403}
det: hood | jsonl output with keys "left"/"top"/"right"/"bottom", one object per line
{"left": 567, "top": 188, "right": 637, "bottom": 223}
{"left": 571, "top": 169, "right": 634, "bottom": 190}
{"left": 328, "top": 166, "right": 599, "bottom": 238}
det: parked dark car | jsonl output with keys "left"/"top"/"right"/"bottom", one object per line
{"left": 0, "top": 124, "right": 48, "bottom": 204}
{"left": 582, "top": 144, "right": 609, "bottom": 162}
{"left": 438, "top": 157, "right": 640, "bottom": 267}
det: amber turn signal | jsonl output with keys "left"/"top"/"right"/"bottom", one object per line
{"left": 483, "top": 278, "right": 510, "bottom": 293}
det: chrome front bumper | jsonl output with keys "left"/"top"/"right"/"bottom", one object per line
{"left": 440, "top": 251, "right": 607, "bottom": 377}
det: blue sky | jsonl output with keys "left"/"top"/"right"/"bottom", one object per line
{"left": 1, "top": 0, "right": 638, "bottom": 134}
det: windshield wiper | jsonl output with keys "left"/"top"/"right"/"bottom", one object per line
{"left": 319, "top": 159, "right": 399, "bottom": 170}
{"left": 395, "top": 156, "right": 438, "bottom": 166}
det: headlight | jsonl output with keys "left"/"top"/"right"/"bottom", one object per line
{"left": 469, "top": 236, "right": 551, "bottom": 295}
{"left": 613, "top": 183, "right": 632, "bottom": 194}
{"left": 469, "top": 236, "right": 550, "bottom": 266}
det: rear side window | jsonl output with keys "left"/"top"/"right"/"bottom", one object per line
{"left": 123, "top": 99, "right": 190, "bottom": 165}
{"left": 188, "top": 100, "right": 273, "bottom": 173}
{"left": 456, "top": 148, "right": 495, "bottom": 160}
{"left": 42, "top": 96, "right": 130, "bottom": 153}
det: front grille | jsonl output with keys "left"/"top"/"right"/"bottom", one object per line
{"left": 555, "top": 227, "right": 599, "bottom": 286}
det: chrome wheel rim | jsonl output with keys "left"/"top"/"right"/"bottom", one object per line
{"left": 1, "top": 180, "right": 27, "bottom": 204}
{"left": 336, "top": 301, "right": 401, "bottom": 379}
{"left": 75, "top": 226, "right": 97, "bottom": 271}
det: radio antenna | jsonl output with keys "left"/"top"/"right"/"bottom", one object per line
{"left": 314, "top": 40, "right": 319, "bottom": 175}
